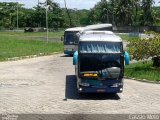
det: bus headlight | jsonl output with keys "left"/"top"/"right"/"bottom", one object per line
{"left": 120, "top": 88, "right": 123, "bottom": 91}
{"left": 111, "top": 83, "right": 123, "bottom": 87}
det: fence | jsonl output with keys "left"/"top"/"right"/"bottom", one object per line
{"left": 1, "top": 26, "right": 160, "bottom": 33}
{"left": 113, "top": 26, "right": 160, "bottom": 33}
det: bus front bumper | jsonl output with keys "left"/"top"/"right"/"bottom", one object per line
{"left": 78, "top": 86, "right": 123, "bottom": 93}
{"left": 64, "top": 50, "right": 75, "bottom": 55}
{"left": 77, "top": 80, "right": 123, "bottom": 93}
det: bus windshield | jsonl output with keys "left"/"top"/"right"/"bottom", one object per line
{"left": 79, "top": 54, "right": 122, "bottom": 79}
{"left": 79, "top": 42, "right": 122, "bottom": 53}
{"left": 64, "top": 31, "right": 79, "bottom": 45}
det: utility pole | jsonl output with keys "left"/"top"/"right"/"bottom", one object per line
{"left": 17, "top": 4, "right": 19, "bottom": 30}
{"left": 10, "top": 13, "right": 12, "bottom": 30}
{"left": 16, "top": 0, "right": 19, "bottom": 30}
{"left": 38, "top": 0, "right": 40, "bottom": 27}
{"left": 38, "top": 0, "right": 40, "bottom": 7}
{"left": 46, "top": 0, "right": 49, "bottom": 43}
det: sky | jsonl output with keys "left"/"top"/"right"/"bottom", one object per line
{"left": 0, "top": 0, "right": 160, "bottom": 10}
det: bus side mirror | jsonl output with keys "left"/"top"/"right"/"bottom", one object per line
{"left": 124, "top": 51, "right": 130, "bottom": 65}
{"left": 61, "top": 36, "right": 64, "bottom": 41}
{"left": 73, "top": 51, "right": 78, "bottom": 65}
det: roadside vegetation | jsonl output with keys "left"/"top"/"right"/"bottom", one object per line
{"left": 128, "top": 32, "right": 160, "bottom": 67}
{"left": 0, "top": 31, "right": 64, "bottom": 39}
{"left": 0, "top": 0, "right": 160, "bottom": 29}
{"left": 118, "top": 34, "right": 139, "bottom": 41}
{"left": 125, "top": 61, "right": 160, "bottom": 82}
{"left": 0, "top": 32, "right": 63, "bottom": 61}
{"left": 125, "top": 32, "right": 160, "bottom": 82}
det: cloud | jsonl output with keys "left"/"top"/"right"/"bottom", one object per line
{"left": 0, "top": 0, "right": 101, "bottom": 9}
{"left": 59, "top": 0, "right": 100, "bottom": 9}
{"left": 0, "top": 0, "right": 160, "bottom": 9}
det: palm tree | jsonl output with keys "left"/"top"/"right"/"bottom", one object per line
{"left": 40, "top": 0, "right": 55, "bottom": 10}
{"left": 115, "top": 0, "right": 134, "bottom": 25}
{"left": 99, "top": 0, "right": 110, "bottom": 23}
{"left": 64, "top": 0, "right": 72, "bottom": 27}
{"left": 40, "top": 0, "right": 55, "bottom": 42}
{"left": 110, "top": 0, "right": 115, "bottom": 24}
{"left": 141, "top": 0, "right": 155, "bottom": 26}
{"left": 38, "top": 0, "right": 39, "bottom": 7}
{"left": 88, "top": 8, "right": 97, "bottom": 24}
{"left": 131, "top": 0, "right": 140, "bottom": 26}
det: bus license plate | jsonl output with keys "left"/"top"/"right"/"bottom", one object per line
{"left": 97, "top": 89, "right": 105, "bottom": 93}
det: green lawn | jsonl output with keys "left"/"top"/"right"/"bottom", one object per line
{"left": 118, "top": 34, "right": 139, "bottom": 41}
{"left": 0, "top": 31, "right": 63, "bottom": 61}
{"left": 125, "top": 61, "right": 160, "bottom": 82}
{"left": 0, "top": 31, "right": 64, "bottom": 39}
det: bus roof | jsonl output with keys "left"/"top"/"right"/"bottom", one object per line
{"left": 80, "top": 31, "right": 122, "bottom": 42}
{"left": 84, "top": 24, "right": 112, "bottom": 31}
{"left": 65, "top": 23, "right": 112, "bottom": 32}
{"left": 83, "top": 31, "right": 114, "bottom": 35}
{"left": 65, "top": 27, "right": 84, "bottom": 32}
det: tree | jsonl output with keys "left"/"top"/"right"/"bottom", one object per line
{"left": 64, "top": 0, "right": 72, "bottom": 27}
{"left": 88, "top": 8, "right": 98, "bottom": 24}
{"left": 128, "top": 32, "right": 160, "bottom": 67}
{"left": 0, "top": 2, "right": 23, "bottom": 29}
{"left": 140, "top": 0, "right": 155, "bottom": 26}
{"left": 98, "top": 0, "right": 110, "bottom": 23}
{"left": 86, "top": 0, "right": 142, "bottom": 26}
{"left": 38, "top": 0, "right": 63, "bottom": 29}
{"left": 87, "top": 0, "right": 112, "bottom": 24}
{"left": 79, "top": 9, "right": 90, "bottom": 25}
{"left": 109, "top": 0, "right": 116, "bottom": 25}
{"left": 132, "top": 0, "right": 141, "bottom": 25}
{"left": 114, "top": 0, "right": 134, "bottom": 25}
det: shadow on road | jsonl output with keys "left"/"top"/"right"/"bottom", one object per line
{"left": 65, "top": 75, "right": 120, "bottom": 100}
{"left": 61, "top": 54, "right": 73, "bottom": 57}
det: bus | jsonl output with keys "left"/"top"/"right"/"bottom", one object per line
{"left": 62, "top": 24, "right": 112, "bottom": 55}
{"left": 73, "top": 31, "right": 130, "bottom": 93}
{"left": 63, "top": 27, "right": 84, "bottom": 55}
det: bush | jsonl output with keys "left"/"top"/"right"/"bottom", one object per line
{"left": 128, "top": 31, "right": 160, "bottom": 67}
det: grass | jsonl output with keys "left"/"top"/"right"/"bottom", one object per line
{"left": 0, "top": 31, "right": 64, "bottom": 39}
{"left": 118, "top": 34, "right": 139, "bottom": 41}
{"left": 125, "top": 61, "right": 160, "bottom": 82}
{"left": 0, "top": 31, "right": 63, "bottom": 61}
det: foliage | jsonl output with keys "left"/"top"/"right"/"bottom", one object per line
{"left": 0, "top": 0, "right": 159, "bottom": 29}
{"left": 0, "top": 1, "right": 89, "bottom": 29}
{"left": 128, "top": 32, "right": 160, "bottom": 60}
{"left": 87, "top": 0, "right": 157, "bottom": 26}
{"left": 114, "top": 0, "right": 134, "bottom": 25}
{"left": 140, "top": 0, "right": 155, "bottom": 26}
{"left": 153, "top": 6, "right": 160, "bottom": 25}
{"left": 79, "top": 9, "right": 90, "bottom": 25}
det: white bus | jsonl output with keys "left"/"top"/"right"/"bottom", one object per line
{"left": 63, "top": 27, "right": 84, "bottom": 55}
{"left": 62, "top": 24, "right": 112, "bottom": 55}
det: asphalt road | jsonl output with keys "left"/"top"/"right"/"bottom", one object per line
{"left": 0, "top": 54, "right": 160, "bottom": 115}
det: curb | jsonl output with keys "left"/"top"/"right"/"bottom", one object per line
{"left": 6, "top": 52, "right": 61, "bottom": 62}
{"left": 124, "top": 76, "right": 160, "bottom": 84}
